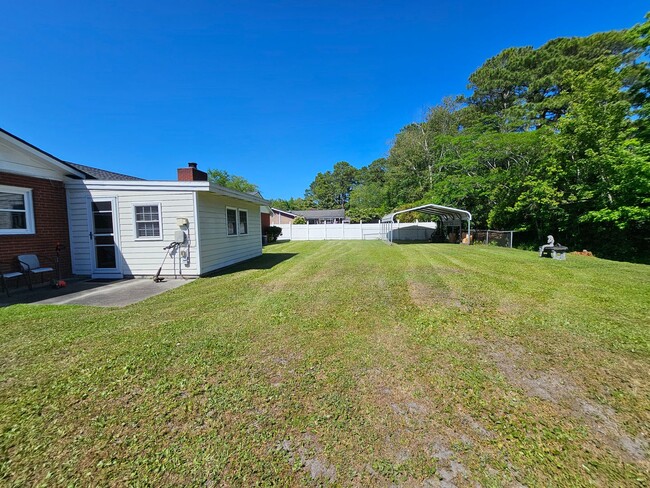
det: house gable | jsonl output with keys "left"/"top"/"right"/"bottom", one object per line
{"left": 0, "top": 130, "right": 86, "bottom": 181}
{"left": 0, "top": 129, "right": 83, "bottom": 280}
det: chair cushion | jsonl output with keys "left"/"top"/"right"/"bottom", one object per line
{"left": 31, "top": 267, "right": 54, "bottom": 273}
{"left": 1, "top": 272, "right": 22, "bottom": 278}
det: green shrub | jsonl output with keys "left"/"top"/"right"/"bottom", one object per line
{"left": 266, "top": 226, "right": 283, "bottom": 242}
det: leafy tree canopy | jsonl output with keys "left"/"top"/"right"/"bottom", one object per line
{"left": 207, "top": 169, "right": 259, "bottom": 193}
{"left": 304, "top": 161, "right": 358, "bottom": 209}
{"left": 281, "top": 15, "right": 650, "bottom": 262}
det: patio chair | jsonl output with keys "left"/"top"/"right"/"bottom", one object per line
{"left": 17, "top": 254, "right": 55, "bottom": 290}
{"left": 1, "top": 262, "right": 24, "bottom": 297}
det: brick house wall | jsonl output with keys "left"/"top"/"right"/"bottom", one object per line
{"left": 261, "top": 212, "right": 271, "bottom": 233}
{"left": 0, "top": 171, "right": 72, "bottom": 278}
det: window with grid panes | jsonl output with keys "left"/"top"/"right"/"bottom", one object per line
{"left": 134, "top": 204, "right": 161, "bottom": 238}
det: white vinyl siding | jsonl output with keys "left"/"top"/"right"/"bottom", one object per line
{"left": 0, "top": 185, "right": 35, "bottom": 235}
{"left": 67, "top": 188, "right": 198, "bottom": 277}
{"left": 67, "top": 183, "right": 263, "bottom": 278}
{"left": 197, "top": 192, "right": 262, "bottom": 274}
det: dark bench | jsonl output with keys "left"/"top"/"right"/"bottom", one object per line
{"left": 539, "top": 245, "right": 569, "bottom": 260}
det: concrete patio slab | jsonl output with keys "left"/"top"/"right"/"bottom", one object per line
{"left": 0, "top": 277, "right": 193, "bottom": 307}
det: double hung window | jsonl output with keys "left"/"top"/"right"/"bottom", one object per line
{"left": 238, "top": 210, "right": 248, "bottom": 235}
{"left": 227, "top": 207, "right": 249, "bottom": 236}
{"left": 134, "top": 204, "right": 161, "bottom": 239}
{"left": 0, "top": 185, "right": 34, "bottom": 235}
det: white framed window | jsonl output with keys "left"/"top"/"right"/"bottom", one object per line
{"left": 133, "top": 203, "right": 162, "bottom": 239}
{"left": 238, "top": 209, "right": 248, "bottom": 235}
{"left": 0, "top": 185, "right": 35, "bottom": 235}
{"left": 226, "top": 207, "right": 237, "bottom": 236}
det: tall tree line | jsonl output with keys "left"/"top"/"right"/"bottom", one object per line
{"left": 272, "top": 16, "right": 649, "bottom": 261}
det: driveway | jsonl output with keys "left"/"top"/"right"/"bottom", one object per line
{"left": 0, "top": 277, "right": 193, "bottom": 307}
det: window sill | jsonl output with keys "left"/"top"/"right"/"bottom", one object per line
{"left": 134, "top": 236, "right": 163, "bottom": 241}
{"left": 0, "top": 230, "right": 35, "bottom": 236}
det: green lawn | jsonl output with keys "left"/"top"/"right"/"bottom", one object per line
{"left": 1, "top": 241, "right": 648, "bottom": 486}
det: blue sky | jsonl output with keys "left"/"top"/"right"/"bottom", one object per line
{"left": 1, "top": 1, "right": 647, "bottom": 199}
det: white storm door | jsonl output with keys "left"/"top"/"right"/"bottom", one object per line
{"left": 88, "top": 197, "right": 123, "bottom": 278}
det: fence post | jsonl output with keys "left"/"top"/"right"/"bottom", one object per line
{"left": 342, "top": 222, "right": 345, "bottom": 240}
{"left": 306, "top": 221, "right": 309, "bottom": 241}
{"left": 324, "top": 221, "right": 327, "bottom": 240}
{"left": 510, "top": 230, "right": 513, "bottom": 248}
{"left": 360, "top": 220, "right": 363, "bottom": 240}
{"left": 290, "top": 223, "right": 293, "bottom": 241}
{"left": 486, "top": 230, "right": 489, "bottom": 245}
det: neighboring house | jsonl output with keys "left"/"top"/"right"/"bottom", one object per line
{"left": 271, "top": 208, "right": 299, "bottom": 225}
{"left": 270, "top": 208, "right": 348, "bottom": 225}
{"left": 1, "top": 129, "right": 268, "bottom": 280}
{"left": 291, "top": 209, "right": 347, "bottom": 224}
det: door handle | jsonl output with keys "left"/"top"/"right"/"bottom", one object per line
{"left": 89, "top": 232, "right": 93, "bottom": 240}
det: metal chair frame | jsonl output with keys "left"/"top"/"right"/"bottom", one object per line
{"left": 1, "top": 262, "right": 24, "bottom": 297}
{"left": 17, "top": 254, "right": 55, "bottom": 290}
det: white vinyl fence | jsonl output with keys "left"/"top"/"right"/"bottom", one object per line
{"left": 276, "top": 222, "right": 437, "bottom": 241}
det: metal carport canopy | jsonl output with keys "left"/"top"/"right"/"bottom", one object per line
{"left": 381, "top": 204, "right": 472, "bottom": 223}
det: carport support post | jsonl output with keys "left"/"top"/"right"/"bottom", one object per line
{"left": 467, "top": 219, "right": 471, "bottom": 245}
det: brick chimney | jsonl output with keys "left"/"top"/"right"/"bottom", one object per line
{"left": 177, "top": 162, "right": 208, "bottom": 181}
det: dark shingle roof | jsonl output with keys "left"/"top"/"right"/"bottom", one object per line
{"left": 291, "top": 209, "right": 346, "bottom": 219}
{"left": 65, "top": 162, "right": 144, "bottom": 181}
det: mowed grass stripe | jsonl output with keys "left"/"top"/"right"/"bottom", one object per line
{"left": 1, "top": 241, "right": 648, "bottom": 486}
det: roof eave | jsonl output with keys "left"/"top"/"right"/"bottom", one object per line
{"left": 65, "top": 180, "right": 269, "bottom": 206}
{"left": 66, "top": 180, "right": 211, "bottom": 192}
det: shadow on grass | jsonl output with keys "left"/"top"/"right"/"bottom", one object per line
{"left": 204, "top": 253, "right": 298, "bottom": 277}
